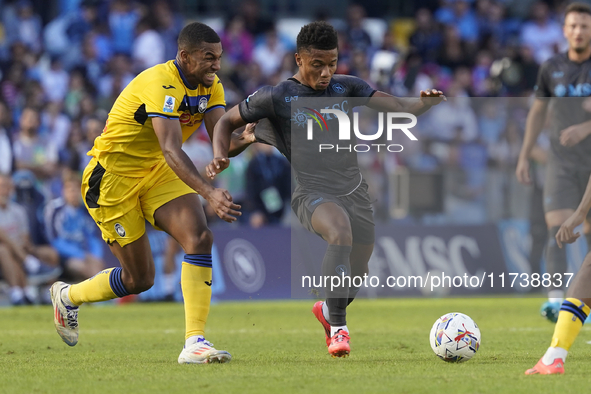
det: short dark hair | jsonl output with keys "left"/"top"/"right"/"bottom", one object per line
{"left": 296, "top": 21, "right": 338, "bottom": 53}
{"left": 177, "top": 22, "right": 220, "bottom": 51}
{"left": 565, "top": 2, "right": 591, "bottom": 18}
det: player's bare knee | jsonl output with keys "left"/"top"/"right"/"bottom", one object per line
{"left": 185, "top": 228, "right": 214, "bottom": 253}
{"left": 324, "top": 227, "right": 353, "bottom": 246}
{"left": 198, "top": 228, "right": 214, "bottom": 250}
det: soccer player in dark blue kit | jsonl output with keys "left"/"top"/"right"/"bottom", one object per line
{"left": 517, "top": 2, "right": 591, "bottom": 375}
{"left": 517, "top": 2, "right": 591, "bottom": 325}
{"left": 207, "top": 21, "right": 445, "bottom": 358}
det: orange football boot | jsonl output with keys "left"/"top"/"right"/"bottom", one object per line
{"left": 328, "top": 329, "right": 350, "bottom": 358}
{"left": 312, "top": 301, "right": 331, "bottom": 347}
{"left": 525, "top": 358, "right": 565, "bottom": 375}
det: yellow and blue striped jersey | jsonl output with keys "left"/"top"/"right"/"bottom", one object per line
{"left": 89, "top": 60, "right": 225, "bottom": 177}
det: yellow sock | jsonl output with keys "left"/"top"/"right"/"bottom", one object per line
{"left": 181, "top": 256, "right": 212, "bottom": 340}
{"left": 69, "top": 267, "right": 129, "bottom": 306}
{"left": 550, "top": 298, "right": 590, "bottom": 350}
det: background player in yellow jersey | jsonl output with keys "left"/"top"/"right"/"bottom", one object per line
{"left": 49, "top": 22, "right": 254, "bottom": 364}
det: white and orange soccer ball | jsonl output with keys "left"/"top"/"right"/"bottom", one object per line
{"left": 429, "top": 312, "right": 481, "bottom": 362}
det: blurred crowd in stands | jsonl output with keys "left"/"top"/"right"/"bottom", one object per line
{"left": 0, "top": 0, "right": 575, "bottom": 302}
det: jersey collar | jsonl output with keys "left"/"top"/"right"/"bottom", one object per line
{"left": 174, "top": 60, "right": 197, "bottom": 90}
{"left": 563, "top": 51, "right": 591, "bottom": 65}
{"left": 288, "top": 77, "right": 324, "bottom": 91}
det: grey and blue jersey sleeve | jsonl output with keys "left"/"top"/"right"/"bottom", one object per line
{"left": 347, "top": 76, "right": 377, "bottom": 98}
{"left": 534, "top": 62, "right": 551, "bottom": 98}
{"left": 238, "top": 86, "right": 276, "bottom": 123}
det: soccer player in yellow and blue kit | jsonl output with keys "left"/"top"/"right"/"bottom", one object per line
{"left": 49, "top": 22, "right": 254, "bottom": 364}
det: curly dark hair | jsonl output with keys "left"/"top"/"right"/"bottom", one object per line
{"left": 296, "top": 21, "right": 338, "bottom": 53}
{"left": 177, "top": 22, "right": 220, "bottom": 51}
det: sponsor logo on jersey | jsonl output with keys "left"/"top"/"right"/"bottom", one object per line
{"left": 114, "top": 223, "right": 126, "bottom": 237}
{"left": 551, "top": 71, "right": 564, "bottom": 78}
{"left": 554, "top": 84, "right": 567, "bottom": 97}
{"left": 162, "top": 85, "right": 176, "bottom": 89}
{"left": 198, "top": 96, "right": 209, "bottom": 113}
{"left": 163, "top": 95, "right": 175, "bottom": 113}
{"left": 553, "top": 83, "right": 591, "bottom": 97}
{"left": 179, "top": 113, "right": 191, "bottom": 124}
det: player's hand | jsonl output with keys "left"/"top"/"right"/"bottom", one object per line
{"left": 243, "top": 121, "right": 258, "bottom": 143}
{"left": 206, "top": 157, "right": 230, "bottom": 179}
{"left": 556, "top": 210, "right": 586, "bottom": 248}
{"left": 515, "top": 156, "right": 531, "bottom": 184}
{"left": 203, "top": 187, "right": 241, "bottom": 223}
{"left": 420, "top": 89, "right": 447, "bottom": 106}
{"left": 560, "top": 124, "right": 590, "bottom": 147}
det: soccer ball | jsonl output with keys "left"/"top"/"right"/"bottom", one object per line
{"left": 429, "top": 312, "right": 481, "bottom": 362}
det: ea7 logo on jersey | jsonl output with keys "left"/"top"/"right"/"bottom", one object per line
{"left": 163, "top": 95, "right": 175, "bottom": 113}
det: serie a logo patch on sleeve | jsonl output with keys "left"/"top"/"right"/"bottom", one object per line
{"left": 163, "top": 95, "right": 175, "bottom": 113}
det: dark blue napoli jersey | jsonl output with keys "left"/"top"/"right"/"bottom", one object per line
{"left": 238, "top": 74, "right": 376, "bottom": 195}
{"left": 535, "top": 52, "right": 591, "bottom": 169}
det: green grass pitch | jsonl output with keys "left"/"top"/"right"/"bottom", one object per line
{"left": 1, "top": 298, "right": 590, "bottom": 394}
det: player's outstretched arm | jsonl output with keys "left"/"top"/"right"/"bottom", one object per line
{"left": 228, "top": 122, "right": 257, "bottom": 157}
{"left": 516, "top": 99, "right": 549, "bottom": 185}
{"left": 152, "top": 117, "right": 241, "bottom": 223}
{"left": 367, "top": 89, "right": 446, "bottom": 116}
{"left": 203, "top": 107, "right": 256, "bottom": 158}
{"left": 207, "top": 105, "right": 250, "bottom": 179}
{"left": 557, "top": 173, "right": 591, "bottom": 248}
